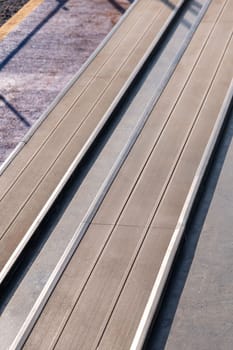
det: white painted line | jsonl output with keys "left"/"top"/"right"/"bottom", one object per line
{"left": 130, "top": 79, "right": 233, "bottom": 350}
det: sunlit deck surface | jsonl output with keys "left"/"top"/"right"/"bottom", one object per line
{"left": 0, "top": 0, "right": 233, "bottom": 349}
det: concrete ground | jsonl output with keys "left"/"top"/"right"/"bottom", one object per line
{"left": 0, "top": 0, "right": 127, "bottom": 164}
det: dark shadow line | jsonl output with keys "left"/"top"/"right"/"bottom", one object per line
{"left": 0, "top": 0, "right": 69, "bottom": 71}
{"left": 192, "top": 0, "right": 202, "bottom": 10}
{"left": 108, "top": 0, "right": 126, "bottom": 14}
{"left": 160, "top": 0, "right": 176, "bottom": 10}
{"left": 160, "top": 0, "right": 201, "bottom": 12}
{"left": 0, "top": 95, "right": 31, "bottom": 127}
{"left": 181, "top": 17, "right": 192, "bottom": 29}
{"left": 189, "top": 4, "right": 200, "bottom": 16}
{"left": 145, "top": 102, "right": 233, "bottom": 349}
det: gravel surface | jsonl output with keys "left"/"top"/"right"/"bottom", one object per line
{"left": 0, "top": 0, "right": 130, "bottom": 164}
{"left": 0, "top": 0, "right": 31, "bottom": 26}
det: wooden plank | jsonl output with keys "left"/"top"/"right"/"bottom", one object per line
{"left": 154, "top": 37, "right": 233, "bottom": 229}
{"left": 22, "top": 223, "right": 114, "bottom": 350}
{"left": 55, "top": 225, "right": 143, "bottom": 350}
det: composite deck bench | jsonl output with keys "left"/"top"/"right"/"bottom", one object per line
{"left": 22, "top": 0, "right": 233, "bottom": 349}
